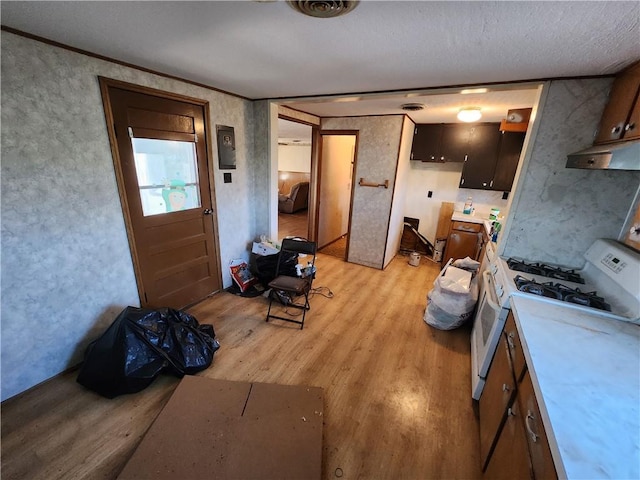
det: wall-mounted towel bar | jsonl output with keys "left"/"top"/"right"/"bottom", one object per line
{"left": 359, "top": 178, "right": 389, "bottom": 189}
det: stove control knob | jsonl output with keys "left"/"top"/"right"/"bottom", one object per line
{"left": 496, "top": 284, "right": 504, "bottom": 298}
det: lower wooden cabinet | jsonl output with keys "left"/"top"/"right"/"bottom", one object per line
{"left": 518, "top": 371, "right": 557, "bottom": 480}
{"left": 443, "top": 221, "right": 484, "bottom": 264}
{"left": 479, "top": 335, "right": 515, "bottom": 468}
{"left": 480, "top": 312, "right": 557, "bottom": 480}
{"left": 484, "top": 399, "right": 533, "bottom": 480}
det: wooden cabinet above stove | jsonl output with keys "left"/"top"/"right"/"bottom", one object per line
{"left": 594, "top": 61, "right": 640, "bottom": 145}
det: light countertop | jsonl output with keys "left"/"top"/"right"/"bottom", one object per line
{"left": 509, "top": 295, "right": 640, "bottom": 480}
{"left": 451, "top": 211, "right": 494, "bottom": 235}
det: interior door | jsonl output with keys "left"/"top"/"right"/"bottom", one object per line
{"left": 102, "top": 81, "right": 221, "bottom": 309}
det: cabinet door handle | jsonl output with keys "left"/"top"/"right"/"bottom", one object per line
{"left": 507, "top": 331, "right": 515, "bottom": 349}
{"left": 611, "top": 125, "right": 623, "bottom": 135}
{"left": 625, "top": 122, "right": 636, "bottom": 132}
{"left": 464, "top": 154, "right": 468, "bottom": 162}
{"left": 502, "top": 383, "right": 510, "bottom": 392}
{"left": 507, "top": 407, "right": 516, "bottom": 417}
{"left": 482, "top": 182, "right": 487, "bottom": 187}
{"left": 411, "top": 152, "right": 414, "bottom": 160}
{"left": 525, "top": 410, "right": 540, "bottom": 443}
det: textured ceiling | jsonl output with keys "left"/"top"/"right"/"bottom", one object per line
{"left": 2, "top": 1, "right": 639, "bottom": 100}
{"left": 3, "top": 1, "right": 638, "bottom": 131}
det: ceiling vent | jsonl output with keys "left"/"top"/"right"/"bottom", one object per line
{"left": 401, "top": 103, "right": 425, "bottom": 111}
{"left": 287, "top": 1, "right": 359, "bottom": 18}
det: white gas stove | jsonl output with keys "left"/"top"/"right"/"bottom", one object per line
{"left": 471, "top": 239, "right": 639, "bottom": 400}
{"left": 491, "top": 239, "right": 640, "bottom": 322}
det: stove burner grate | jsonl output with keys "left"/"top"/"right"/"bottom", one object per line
{"left": 507, "top": 259, "right": 585, "bottom": 284}
{"left": 513, "top": 275, "right": 611, "bottom": 312}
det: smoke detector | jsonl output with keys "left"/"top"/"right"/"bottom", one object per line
{"left": 287, "top": 1, "right": 359, "bottom": 18}
{"left": 401, "top": 103, "right": 426, "bottom": 111}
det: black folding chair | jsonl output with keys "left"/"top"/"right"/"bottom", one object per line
{"left": 265, "top": 237, "right": 317, "bottom": 329}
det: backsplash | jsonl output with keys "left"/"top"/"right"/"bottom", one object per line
{"left": 455, "top": 188, "right": 510, "bottom": 219}
{"left": 501, "top": 78, "right": 640, "bottom": 267}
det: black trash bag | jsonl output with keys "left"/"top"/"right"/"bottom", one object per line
{"left": 253, "top": 251, "right": 298, "bottom": 286}
{"left": 77, "top": 306, "right": 220, "bottom": 398}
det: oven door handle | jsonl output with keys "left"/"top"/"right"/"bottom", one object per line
{"left": 482, "top": 270, "right": 502, "bottom": 312}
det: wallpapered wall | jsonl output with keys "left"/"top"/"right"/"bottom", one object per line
{"left": 501, "top": 79, "right": 640, "bottom": 267}
{"left": 1, "top": 32, "right": 257, "bottom": 401}
{"left": 321, "top": 116, "right": 404, "bottom": 269}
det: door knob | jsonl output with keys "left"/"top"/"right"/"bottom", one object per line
{"left": 203, "top": 208, "right": 213, "bottom": 215}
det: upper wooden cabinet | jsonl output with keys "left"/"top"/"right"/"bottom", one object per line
{"left": 492, "top": 131, "right": 526, "bottom": 192}
{"left": 410, "top": 124, "right": 470, "bottom": 162}
{"left": 459, "top": 125, "right": 502, "bottom": 189}
{"left": 460, "top": 128, "right": 524, "bottom": 192}
{"left": 411, "top": 124, "right": 444, "bottom": 161}
{"left": 412, "top": 122, "right": 525, "bottom": 191}
{"left": 594, "top": 61, "right": 640, "bottom": 144}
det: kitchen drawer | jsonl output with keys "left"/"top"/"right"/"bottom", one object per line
{"left": 479, "top": 335, "right": 516, "bottom": 469}
{"left": 518, "top": 370, "right": 557, "bottom": 480}
{"left": 451, "top": 221, "right": 482, "bottom": 233}
{"left": 504, "top": 312, "right": 526, "bottom": 382}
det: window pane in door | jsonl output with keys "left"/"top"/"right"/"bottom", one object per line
{"left": 131, "top": 138, "right": 201, "bottom": 216}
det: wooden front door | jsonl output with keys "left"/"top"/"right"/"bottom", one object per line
{"left": 101, "top": 79, "right": 221, "bottom": 309}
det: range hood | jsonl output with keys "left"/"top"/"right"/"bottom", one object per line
{"left": 567, "top": 139, "right": 640, "bottom": 170}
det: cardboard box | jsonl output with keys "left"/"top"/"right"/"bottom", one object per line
{"left": 118, "top": 376, "right": 323, "bottom": 480}
{"left": 251, "top": 241, "right": 279, "bottom": 256}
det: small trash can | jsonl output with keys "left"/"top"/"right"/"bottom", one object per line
{"left": 409, "top": 252, "right": 421, "bottom": 267}
{"left": 433, "top": 239, "right": 446, "bottom": 262}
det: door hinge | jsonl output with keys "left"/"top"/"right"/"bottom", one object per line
{"left": 490, "top": 180, "right": 494, "bottom": 188}
{"left": 194, "top": 133, "right": 198, "bottom": 142}
{"left": 128, "top": 126, "right": 134, "bottom": 138}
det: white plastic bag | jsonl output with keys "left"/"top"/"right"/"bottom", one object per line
{"left": 424, "top": 259, "right": 480, "bottom": 330}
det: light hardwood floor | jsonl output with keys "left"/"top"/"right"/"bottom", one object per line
{"left": 278, "top": 209, "right": 308, "bottom": 240}
{"left": 1, "top": 253, "right": 481, "bottom": 480}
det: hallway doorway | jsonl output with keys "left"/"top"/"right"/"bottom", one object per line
{"left": 277, "top": 118, "right": 312, "bottom": 241}
{"left": 316, "top": 132, "right": 357, "bottom": 260}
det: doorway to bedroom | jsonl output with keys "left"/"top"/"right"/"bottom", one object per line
{"left": 277, "top": 118, "right": 312, "bottom": 240}
{"left": 316, "top": 131, "right": 357, "bottom": 260}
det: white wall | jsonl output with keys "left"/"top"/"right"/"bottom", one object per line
{"left": 1, "top": 32, "right": 257, "bottom": 401}
{"left": 278, "top": 145, "right": 311, "bottom": 173}
{"left": 384, "top": 116, "right": 413, "bottom": 267}
{"left": 403, "top": 160, "right": 512, "bottom": 243}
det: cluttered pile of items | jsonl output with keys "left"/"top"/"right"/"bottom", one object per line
{"left": 424, "top": 257, "right": 480, "bottom": 330}
{"left": 227, "top": 236, "right": 319, "bottom": 329}
{"left": 227, "top": 237, "right": 304, "bottom": 297}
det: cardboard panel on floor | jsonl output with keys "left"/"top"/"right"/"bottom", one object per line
{"left": 118, "top": 376, "right": 323, "bottom": 480}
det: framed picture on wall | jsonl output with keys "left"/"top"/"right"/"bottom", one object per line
{"left": 216, "top": 125, "right": 236, "bottom": 170}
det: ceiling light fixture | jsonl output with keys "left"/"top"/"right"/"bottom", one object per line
{"left": 457, "top": 107, "right": 482, "bottom": 122}
{"left": 287, "top": 0, "right": 359, "bottom": 18}
{"left": 401, "top": 103, "right": 425, "bottom": 111}
{"left": 460, "top": 88, "right": 489, "bottom": 95}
